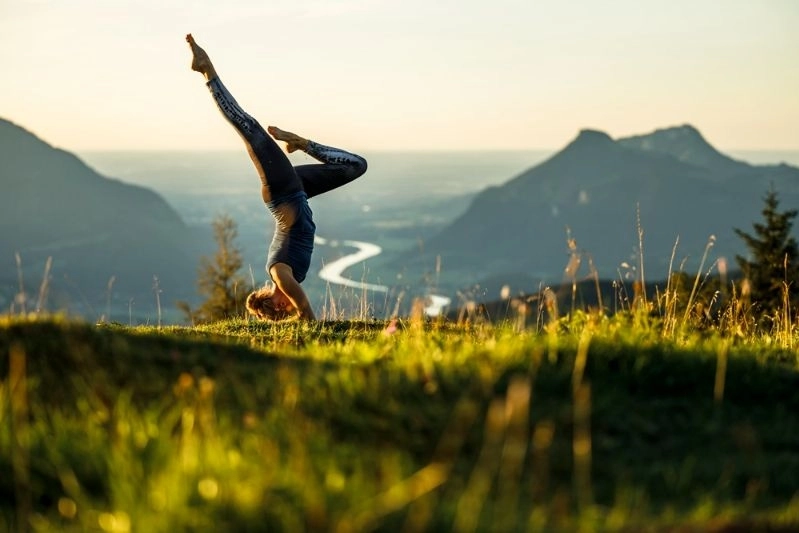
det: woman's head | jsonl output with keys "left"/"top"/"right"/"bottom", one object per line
{"left": 246, "top": 285, "right": 295, "bottom": 321}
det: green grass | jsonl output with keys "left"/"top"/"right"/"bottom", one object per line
{"left": 1, "top": 314, "right": 799, "bottom": 532}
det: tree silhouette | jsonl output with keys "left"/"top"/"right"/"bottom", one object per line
{"left": 734, "top": 186, "right": 799, "bottom": 317}
{"left": 193, "top": 213, "right": 248, "bottom": 323}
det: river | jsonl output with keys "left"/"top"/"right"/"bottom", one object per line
{"left": 315, "top": 236, "right": 451, "bottom": 317}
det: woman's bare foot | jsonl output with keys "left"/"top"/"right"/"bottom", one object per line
{"left": 268, "top": 126, "right": 309, "bottom": 153}
{"left": 186, "top": 34, "right": 217, "bottom": 81}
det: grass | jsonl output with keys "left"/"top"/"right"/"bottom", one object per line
{"left": 1, "top": 313, "right": 799, "bottom": 532}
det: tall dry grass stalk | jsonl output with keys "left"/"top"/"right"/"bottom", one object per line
{"left": 572, "top": 326, "right": 593, "bottom": 509}
{"left": 780, "top": 283, "right": 794, "bottom": 349}
{"left": 659, "top": 234, "right": 724, "bottom": 338}
{"left": 9, "top": 343, "right": 31, "bottom": 533}
{"left": 35, "top": 257, "right": 53, "bottom": 314}
{"left": 409, "top": 297, "right": 426, "bottom": 332}
{"left": 680, "top": 235, "right": 716, "bottom": 327}
{"left": 456, "top": 292, "right": 481, "bottom": 325}
{"left": 778, "top": 255, "right": 795, "bottom": 349}
{"left": 560, "top": 229, "right": 604, "bottom": 317}
{"left": 564, "top": 229, "right": 581, "bottom": 316}
{"left": 636, "top": 204, "right": 648, "bottom": 310}
{"left": 400, "top": 397, "right": 480, "bottom": 532}
{"left": 495, "top": 377, "right": 532, "bottom": 531}
{"left": 15, "top": 252, "right": 26, "bottom": 315}
{"left": 322, "top": 282, "right": 340, "bottom": 320}
{"left": 573, "top": 383, "right": 592, "bottom": 511}
{"left": 388, "top": 290, "right": 406, "bottom": 322}
{"left": 11, "top": 253, "right": 53, "bottom": 316}
{"left": 588, "top": 254, "right": 603, "bottom": 312}
{"left": 661, "top": 237, "right": 681, "bottom": 337}
{"left": 530, "top": 419, "right": 555, "bottom": 506}
{"left": 543, "top": 287, "right": 559, "bottom": 363}
{"left": 152, "top": 276, "right": 162, "bottom": 328}
{"left": 102, "top": 275, "right": 116, "bottom": 324}
{"left": 340, "top": 463, "right": 448, "bottom": 533}
{"left": 452, "top": 399, "right": 507, "bottom": 532}
{"left": 714, "top": 340, "right": 730, "bottom": 405}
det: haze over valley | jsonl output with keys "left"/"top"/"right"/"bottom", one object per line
{"left": 3, "top": 116, "right": 798, "bottom": 322}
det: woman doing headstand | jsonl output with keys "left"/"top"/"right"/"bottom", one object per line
{"left": 186, "top": 34, "right": 368, "bottom": 321}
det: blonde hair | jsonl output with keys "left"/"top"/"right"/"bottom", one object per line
{"left": 245, "top": 285, "right": 292, "bottom": 321}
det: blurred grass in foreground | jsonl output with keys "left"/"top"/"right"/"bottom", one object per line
{"left": 1, "top": 314, "right": 799, "bottom": 532}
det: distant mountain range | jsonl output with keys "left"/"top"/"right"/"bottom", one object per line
{"left": 5, "top": 117, "right": 797, "bottom": 318}
{"left": 0, "top": 118, "right": 202, "bottom": 318}
{"left": 388, "top": 124, "right": 799, "bottom": 299}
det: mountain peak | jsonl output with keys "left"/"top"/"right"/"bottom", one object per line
{"left": 617, "top": 124, "right": 746, "bottom": 173}
{"left": 575, "top": 128, "right": 614, "bottom": 144}
{"left": 561, "top": 128, "right": 617, "bottom": 154}
{"left": 654, "top": 123, "right": 705, "bottom": 142}
{"left": 670, "top": 123, "right": 701, "bottom": 135}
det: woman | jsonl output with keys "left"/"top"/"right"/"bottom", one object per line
{"left": 186, "top": 34, "right": 368, "bottom": 320}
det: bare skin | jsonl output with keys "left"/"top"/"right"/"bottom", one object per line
{"left": 186, "top": 34, "right": 309, "bottom": 153}
{"left": 186, "top": 33, "right": 316, "bottom": 321}
{"left": 270, "top": 264, "right": 315, "bottom": 319}
{"left": 268, "top": 126, "right": 309, "bottom": 153}
{"left": 186, "top": 34, "right": 218, "bottom": 81}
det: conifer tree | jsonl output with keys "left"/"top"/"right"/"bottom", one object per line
{"left": 734, "top": 187, "right": 799, "bottom": 316}
{"left": 194, "top": 213, "right": 248, "bottom": 322}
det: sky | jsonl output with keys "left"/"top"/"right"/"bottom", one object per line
{"left": 1, "top": 0, "right": 797, "bottom": 152}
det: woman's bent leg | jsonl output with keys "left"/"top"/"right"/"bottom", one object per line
{"left": 294, "top": 141, "right": 368, "bottom": 199}
{"left": 207, "top": 78, "right": 302, "bottom": 200}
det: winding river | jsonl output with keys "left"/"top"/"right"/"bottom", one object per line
{"left": 315, "top": 236, "right": 388, "bottom": 293}
{"left": 315, "top": 236, "right": 451, "bottom": 316}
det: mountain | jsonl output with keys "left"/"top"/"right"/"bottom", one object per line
{"left": 617, "top": 124, "right": 750, "bottom": 176}
{"left": 388, "top": 124, "right": 799, "bottom": 299}
{"left": 0, "top": 118, "right": 202, "bottom": 318}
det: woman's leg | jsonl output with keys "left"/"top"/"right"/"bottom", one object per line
{"left": 187, "top": 35, "right": 301, "bottom": 202}
{"left": 295, "top": 141, "right": 368, "bottom": 199}
{"left": 206, "top": 79, "right": 304, "bottom": 202}
{"left": 269, "top": 127, "right": 368, "bottom": 199}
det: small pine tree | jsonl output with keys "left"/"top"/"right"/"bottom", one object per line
{"left": 734, "top": 186, "right": 799, "bottom": 317}
{"left": 194, "top": 213, "right": 248, "bottom": 323}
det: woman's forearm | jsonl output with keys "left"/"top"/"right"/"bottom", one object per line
{"left": 272, "top": 264, "right": 316, "bottom": 320}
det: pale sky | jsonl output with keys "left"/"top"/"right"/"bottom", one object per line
{"left": 1, "top": 0, "right": 797, "bottom": 152}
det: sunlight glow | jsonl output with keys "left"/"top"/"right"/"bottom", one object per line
{"left": 1, "top": 0, "right": 797, "bottom": 151}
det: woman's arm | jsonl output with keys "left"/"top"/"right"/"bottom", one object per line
{"left": 270, "top": 263, "right": 316, "bottom": 320}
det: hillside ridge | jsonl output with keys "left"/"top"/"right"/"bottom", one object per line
{"left": 387, "top": 124, "right": 799, "bottom": 300}
{"left": 0, "top": 117, "right": 203, "bottom": 317}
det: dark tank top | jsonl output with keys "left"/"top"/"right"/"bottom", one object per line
{"left": 265, "top": 191, "right": 316, "bottom": 283}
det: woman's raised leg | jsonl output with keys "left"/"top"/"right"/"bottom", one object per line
{"left": 186, "top": 34, "right": 302, "bottom": 202}
{"left": 269, "top": 126, "right": 368, "bottom": 199}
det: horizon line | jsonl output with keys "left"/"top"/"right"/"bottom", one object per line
{"left": 73, "top": 146, "right": 799, "bottom": 154}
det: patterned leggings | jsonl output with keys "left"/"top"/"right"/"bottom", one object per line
{"left": 207, "top": 78, "right": 367, "bottom": 200}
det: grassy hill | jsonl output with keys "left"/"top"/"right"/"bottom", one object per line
{"left": 1, "top": 314, "right": 799, "bottom": 532}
